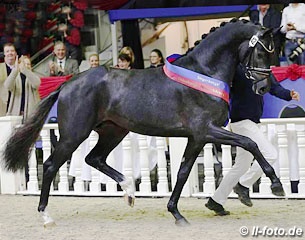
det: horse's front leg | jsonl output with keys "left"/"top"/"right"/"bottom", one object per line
{"left": 207, "top": 124, "right": 284, "bottom": 196}
{"left": 167, "top": 139, "right": 204, "bottom": 226}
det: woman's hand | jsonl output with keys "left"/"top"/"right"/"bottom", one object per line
{"left": 14, "top": 55, "right": 19, "bottom": 71}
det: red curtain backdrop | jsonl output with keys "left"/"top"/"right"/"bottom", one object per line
{"left": 39, "top": 75, "right": 72, "bottom": 99}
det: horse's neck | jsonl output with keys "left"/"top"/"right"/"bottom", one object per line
{"left": 175, "top": 46, "right": 238, "bottom": 85}
{"left": 173, "top": 22, "right": 257, "bottom": 85}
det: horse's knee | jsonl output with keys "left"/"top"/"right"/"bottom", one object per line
{"left": 43, "top": 160, "right": 56, "bottom": 178}
{"left": 85, "top": 156, "right": 101, "bottom": 168}
{"left": 244, "top": 138, "right": 258, "bottom": 152}
{"left": 85, "top": 156, "right": 107, "bottom": 171}
{"left": 43, "top": 165, "right": 56, "bottom": 179}
{"left": 85, "top": 156, "right": 94, "bottom": 167}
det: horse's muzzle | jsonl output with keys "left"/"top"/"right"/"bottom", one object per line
{"left": 252, "top": 75, "right": 271, "bottom": 95}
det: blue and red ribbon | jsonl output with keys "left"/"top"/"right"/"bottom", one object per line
{"left": 163, "top": 54, "right": 230, "bottom": 103}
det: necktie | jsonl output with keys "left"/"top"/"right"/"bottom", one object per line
{"left": 59, "top": 61, "right": 63, "bottom": 69}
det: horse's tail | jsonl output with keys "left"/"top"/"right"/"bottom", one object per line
{"left": 3, "top": 88, "right": 61, "bottom": 172}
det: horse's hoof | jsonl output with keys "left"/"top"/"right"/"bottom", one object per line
{"left": 40, "top": 210, "right": 56, "bottom": 228}
{"left": 271, "top": 182, "right": 285, "bottom": 196}
{"left": 44, "top": 220, "right": 56, "bottom": 228}
{"left": 175, "top": 218, "right": 190, "bottom": 227}
{"left": 124, "top": 193, "right": 135, "bottom": 207}
{"left": 120, "top": 179, "right": 135, "bottom": 207}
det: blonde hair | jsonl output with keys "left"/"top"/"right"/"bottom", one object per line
{"left": 89, "top": 53, "right": 99, "bottom": 61}
{"left": 120, "top": 46, "right": 135, "bottom": 64}
{"left": 88, "top": 53, "right": 100, "bottom": 68}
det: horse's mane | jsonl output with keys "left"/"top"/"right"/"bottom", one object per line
{"left": 184, "top": 18, "right": 259, "bottom": 55}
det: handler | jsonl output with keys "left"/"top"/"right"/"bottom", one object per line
{"left": 205, "top": 64, "right": 300, "bottom": 216}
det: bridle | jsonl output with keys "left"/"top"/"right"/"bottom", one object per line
{"left": 241, "top": 31, "right": 275, "bottom": 93}
{"left": 241, "top": 32, "right": 274, "bottom": 94}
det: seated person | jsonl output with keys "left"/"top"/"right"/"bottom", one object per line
{"left": 116, "top": 53, "right": 132, "bottom": 70}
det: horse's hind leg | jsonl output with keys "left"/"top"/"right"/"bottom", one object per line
{"left": 206, "top": 124, "right": 284, "bottom": 196}
{"left": 167, "top": 138, "right": 205, "bottom": 226}
{"left": 85, "top": 123, "right": 134, "bottom": 205}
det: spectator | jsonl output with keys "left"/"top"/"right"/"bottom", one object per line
{"left": 4, "top": 54, "right": 41, "bottom": 121}
{"left": 45, "top": 41, "right": 79, "bottom": 76}
{"left": 205, "top": 65, "right": 300, "bottom": 216}
{"left": 280, "top": 3, "right": 305, "bottom": 65}
{"left": 56, "top": 3, "right": 85, "bottom": 65}
{"left": 249, "top": 4, "right": 283, "bottom": 66}
{"left": 58, "top": 22, "right": 82, "bottom": 64}
{"left": 44, "top": 41, "right": 78, "bottom": 153}
{"left": 88, "top": 53, "right": 99, "bottom": 68}
{"left": 0, "top": 43, "right": 16, "bottom": 116}
{"left": 148, "top": 49, "right": 164, "bottom": 68}
{"left": 120, "top": 46, "right": 135, "bottom": 68}
{"left": 116, "top": 53, "right": 132, "bottom": 69}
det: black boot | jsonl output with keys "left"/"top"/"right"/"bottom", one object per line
{"left": 233, "top": 182, "right": 253, "bottom": 207}
{"left": 205, "top": 197, "right": 230, "bottom": 216}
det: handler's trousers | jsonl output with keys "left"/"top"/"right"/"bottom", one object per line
{"left": 212, "top": 119, "right": 278, "bottom": 206}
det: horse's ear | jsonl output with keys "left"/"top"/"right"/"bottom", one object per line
{"left": 262, "top": 27, "right": 281, "bottom": 37}
{"left": 261, "top": 28, "right": 273, "bottom": 37}
{"left": 272, "top": 27, "right": 282, "bottom": 36}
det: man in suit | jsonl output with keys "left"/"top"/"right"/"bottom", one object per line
{"left": 44, "top": 41, "right": 79, "bottom": 152}
{"left": 250, "top": 4, "right": 284, "bottom": 66}
{"left": 0, "top": 43, "right": 18, "bottom": 116}
{"left": 45, "top": 41, "right": 79, "bottom": 76}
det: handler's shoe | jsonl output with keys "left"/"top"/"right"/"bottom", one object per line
{"left": 205, "top": 198, "right": 230, "bottom": 216}
{"left": 233, "top": 182, "right": 253, "bottom": 207}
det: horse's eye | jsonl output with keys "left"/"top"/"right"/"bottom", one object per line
{"left": 257, "top": 52, "right": 263, "bottom": 58}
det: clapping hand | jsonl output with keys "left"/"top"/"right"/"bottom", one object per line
{"left": 18, "top": 56, "right": 26, "bottom": 73}
{"left": 13, "top": 55, "right": 19, "bottom": 70}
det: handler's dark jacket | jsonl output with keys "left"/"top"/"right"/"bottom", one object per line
{"left": 230, "top": 66, "right": 292, "bottom": 124}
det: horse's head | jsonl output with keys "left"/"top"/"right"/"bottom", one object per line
{"left": 239, "top": 26, "right": 279, "bottom": 95}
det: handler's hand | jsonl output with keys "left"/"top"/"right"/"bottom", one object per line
{"left": 291, "top": 90, "right": 300, "bottom": 101}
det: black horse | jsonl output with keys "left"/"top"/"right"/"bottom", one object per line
{"left": 3, "top": 19, "right": 282, "bottom": 226}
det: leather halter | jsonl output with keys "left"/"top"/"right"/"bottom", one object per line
{"left": 241, "top": 32, "right": 275, "bottom": 87}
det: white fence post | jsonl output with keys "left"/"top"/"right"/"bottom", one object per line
{"left": 138, "top": 134, "right": 151, "bottom": 193}
{"left": 156, "top": 137, "right": 169, "bottom": 193}
{"left": 27, "top": 147, "right": 39, "bottom": 193}
{"left": 259, "top": 124, "right": 272, "bottom": 194}
{"left": 71, "top": 145, "right": 85, "bottom": 193}
{"left": 221, "top": 144, "right": 232, "bottom": 178}
{"left": 168, "top": 137, "right": 193, "bottom": 197}
{"left": 122, "top": 134, "right": 135, "bottom": 190}
{"left": 203, "top": 143, "right": 215, "bottom": 194}
{"left": 40, "top": 127, "right": 55, "bottom": 192}
{"left": 276, "top": 124, "right": 291, "bottom": 194}
{"left": 296, "top": 124, "right": 305, "bottom": 195}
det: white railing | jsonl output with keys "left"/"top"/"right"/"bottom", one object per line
{"left": 1, "top": 116, "right": 305, "bottom": 198}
